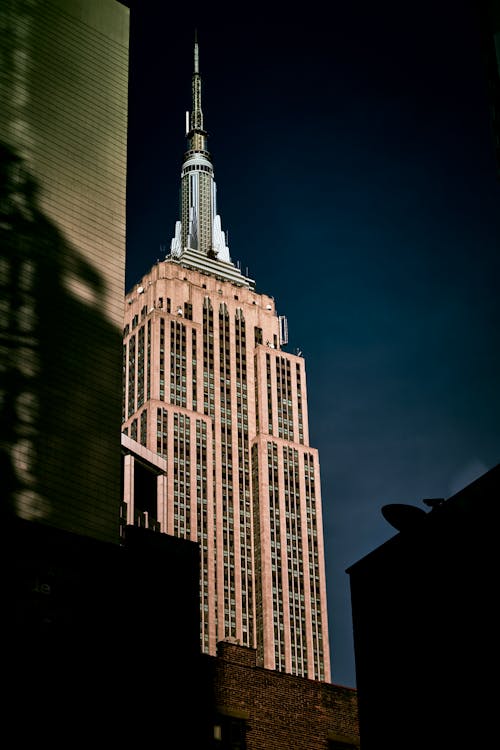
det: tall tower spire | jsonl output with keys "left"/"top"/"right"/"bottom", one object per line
{"left": 123, "top": 34, "right": 331, "bottom": 684}
{"left": 169, "top": 33, "right": 254, "bottom": 288}
{"left": 190, "top": 29, "right": 204, "bottom": 140}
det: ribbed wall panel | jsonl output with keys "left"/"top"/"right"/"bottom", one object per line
{"left": 0, "top": 0, "right": 129, "bottom": 543}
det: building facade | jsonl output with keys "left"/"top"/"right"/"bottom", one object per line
{"left": 122, "top": 38, "right": 331, "bottom": 681}
{"left": 0, "top": 0, "right": 129, "bottom": 543}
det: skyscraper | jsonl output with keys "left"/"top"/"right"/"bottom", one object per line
{"left": 1, "top": 0, "right": 129, "bottom": 543}
{"left": 122, "top": 37, "right": 331, "bottom": 681}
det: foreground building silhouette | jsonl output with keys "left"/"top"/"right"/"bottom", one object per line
{"left": 122, "top": 36, "right": 331, "bottom": 683}
{"left": 348, "top": 463, "right": 499, "bottom": 749}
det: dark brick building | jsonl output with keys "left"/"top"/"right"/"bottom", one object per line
{"left": 347, "top": 462, "right": 499, "bottom": 749}
{"left": 204, "top": 640, "right": 359, "bottom": 749}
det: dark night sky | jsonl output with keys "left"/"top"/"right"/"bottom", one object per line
{"left": 123, "top": 1, "right": 500, "bottom": 687}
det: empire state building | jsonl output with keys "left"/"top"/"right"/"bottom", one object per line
{"left": 122, "top": 37, "right": 331, "bottom": 682}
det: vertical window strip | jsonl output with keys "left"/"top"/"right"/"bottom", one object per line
{"left": 251, "top": 443, "right": 264, "bottom": 666}
{"left": 127, "top": 334, "right": 136, "bottom": 418}
{"left": 202, "top": 297, "right": 217, "bottom": 631}
{"left": 276, "top": 357, "right": 294, "bottom": 442}
{"left": 284, "top": 445, "right": 306, "bottom": 677}
{"left": 192, "top": 328, "right": 197, "bottom": 411}
{"left": 159, "top": 318, "right": 165, "bottom": 401}
{"left": 170, "top": 320, "right": 187, "bottom": 407}
{"left": 276, "top": 358, "right": 283, "bottom": 439}
{"left": 156, "top": 407, "right": 167, "bottom": 458}
{"left": 236, "top": 310, "right": 252, "bottom": 646}
{"left": 122, "top": 342, "right": 126, "bottom": 423}
{"left": 137, "top": 325, "right": 145, "bottom": 408}
{"left": 296, "top": 363, "right": 304, "bottom": 445}
{"left": 219, "top": 303, "right": 235, "bottom": 638}
{"left": 266, "top": 352, "right": 273, "bottom": 433}
{"left": 203, "top": 298, "right": 214, "bottom": 417}
{"left": 254, "top": 356, "right": 260, "bottom": 433}
{"left": 147, "top": 319, "right": 151, "bottom": 400}
{"left": 140, "top": 408, "right": 147, "bottom": 446}
{"left": 196, "top": 419, "right": 209, "bottom": 651}
{"left": 173, "top": 412, "right": 191, "bottom": 539}
{"left": 269, "top": 441, "right": 285, "bottom": 670}
{"left": 304, "top": 451, "right": 324, "bottom": 680}
{"left": 286, "top": 359, "right": 294, "bottom": 442}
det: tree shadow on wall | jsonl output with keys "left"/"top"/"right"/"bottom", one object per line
{"left": 0, "top": 141, "right": 122, "bottom": 542}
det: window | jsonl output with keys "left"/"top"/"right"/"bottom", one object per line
{"left": 213, "top": 714, "right": 247, "bottom": 749}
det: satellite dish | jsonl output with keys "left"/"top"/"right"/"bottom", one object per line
{"left": 422, "top": 498, "right": 445, "bottom": 509}
{"left": 381, "top": 503, "right": 427, "bottom": 531}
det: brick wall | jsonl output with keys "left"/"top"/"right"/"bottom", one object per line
{"left": 207, "top": 641, "right": 359, "bottom": 749}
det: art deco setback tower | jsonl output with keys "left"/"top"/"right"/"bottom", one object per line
{"left": 122, "top": 39, "right": 331, "bottom": 682}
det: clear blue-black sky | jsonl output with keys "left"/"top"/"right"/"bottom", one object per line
{"left": 123, "top": 0, "right": 500, "bottom": 688}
